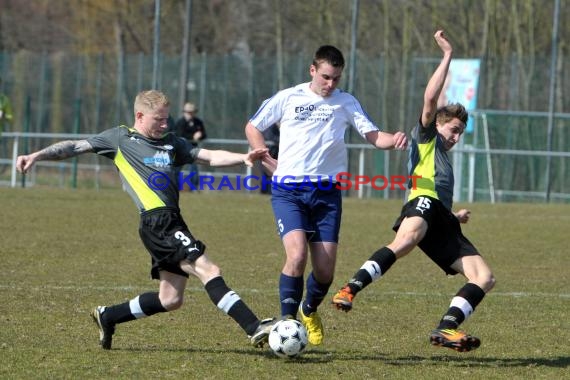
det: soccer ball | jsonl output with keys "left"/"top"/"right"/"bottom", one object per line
{"left": 268, "top": 319, "right": 308, "bottom": 358}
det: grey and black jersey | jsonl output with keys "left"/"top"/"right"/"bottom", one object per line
{"left": 407, "top": 120, "right": 454, "bottom": 210}
{"left": 87, "top": 126, "right": 199, "bottom": 212}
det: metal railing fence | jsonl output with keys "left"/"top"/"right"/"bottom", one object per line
{"left": 2, "top": 129, "right": 570, "bottom": 204}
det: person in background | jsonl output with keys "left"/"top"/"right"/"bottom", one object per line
{"left": 0, "top": 76, "right": 13, "bottom": 135}
{"left": 174, "top": 102, "right": 207, "bottom": 191}
{"left": 0, "top": 76, "right": 14, "bottom": 171}
{"left": 332, "top": 30, "right": 496, "bottom": 353}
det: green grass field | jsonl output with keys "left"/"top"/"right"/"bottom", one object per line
{"left": 1, "top": 188, "right": 568, "bottom": 379}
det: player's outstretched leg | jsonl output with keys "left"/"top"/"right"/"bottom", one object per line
{"left": 332, "top": 247, "right": 396, "bottom": 312}
{"left": 430, "top": 283, "right": 488, "bottom": 352}
{"left": 90, "top": 292, "right": 168, "bottom": 349}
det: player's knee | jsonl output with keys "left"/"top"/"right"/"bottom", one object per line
{"left": 160, "top": 294, "right": 184, "bottom": 311}
{"left": 312, "top": 269, "right": 333, "bottom": 285}
{"left": 472, "top": 269, "right": 495, "bottom": 293}
{"left": 209, "top": 264, "right": 222, "bottom": 278}
{"left": 198, "top": 259, "right": 222, "bottom": 279}
{"left": 387, "top": 239, "right": 415, "bottom": 259}
{"left": 284, "top": 259, "right": 307, "bottom": 276}
{"left": 482, "top": 272, "right": 496, "bottom": 292}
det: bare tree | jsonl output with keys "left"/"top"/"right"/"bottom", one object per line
{"left": 274, "top": 0, "right": 284, "bottom": 90}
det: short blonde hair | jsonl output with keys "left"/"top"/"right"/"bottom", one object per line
{"left": 134, "top": 90, "right": 170, "bottom": 116}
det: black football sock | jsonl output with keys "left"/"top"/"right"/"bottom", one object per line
{"left": 101, "top": 292, "right": 167, "bottom": 325}
{"left": 205, "top": 276, "right": 259, "bottom": 336}
{"left": 437, "top": 283, "right": 486, "bottom": 330}
{"left": 346, "top": 247, "right": 396, "bottom": 294}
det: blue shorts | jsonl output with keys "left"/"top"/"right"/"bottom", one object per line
{"left": 270, "top": 182, "right": 342, "bottom": 243}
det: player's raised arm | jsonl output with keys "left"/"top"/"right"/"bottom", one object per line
{"left": 16, "top": 139, "right": 94, "bottom": 174}
{"left": 422, "top": 30, "right": 453, "bottom": 128}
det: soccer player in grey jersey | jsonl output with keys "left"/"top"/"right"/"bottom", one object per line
{"left": 17, "top": 90, "right": 279, "bottom": 350}
{"left": 332, "top": 31, "right": 496, "bottom": 352}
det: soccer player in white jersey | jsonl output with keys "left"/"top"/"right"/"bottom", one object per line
{"left": 245, "top": 45, "right": 407, "bottom": 346}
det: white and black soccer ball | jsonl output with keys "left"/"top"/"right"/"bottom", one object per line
{"left": 268, "top": 319, "right": 308, "bottom": 358}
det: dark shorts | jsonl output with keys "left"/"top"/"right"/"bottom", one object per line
{"left": 392, "top": 196, "right": 479, "bottom": 275}
{"left": 139, "top": 207, "right": 205, "bottom": 280}
{"left": 271, "top": 182, "right": 342, "bottom": 243}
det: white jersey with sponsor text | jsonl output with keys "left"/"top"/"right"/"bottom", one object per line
{"left": 249, "top": 82, "right": 380, "bottom": 182}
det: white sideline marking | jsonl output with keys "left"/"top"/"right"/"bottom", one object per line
{"left": 0, "top": 284, "right": 568, "bottom": 298}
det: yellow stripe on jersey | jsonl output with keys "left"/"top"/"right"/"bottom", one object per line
{"left": 114, "top": 148, "right": 166, "bottom": 210}
{"left": 409, "top": 139, "right": 439, "bottom": 201}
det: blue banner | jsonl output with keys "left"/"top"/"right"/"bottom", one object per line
{"left": 438, "top": 59, "right": 481, "bottom": 133}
